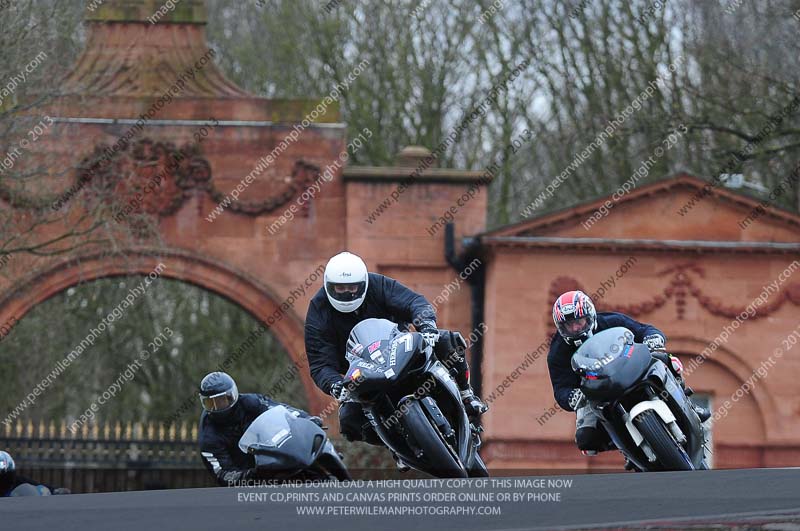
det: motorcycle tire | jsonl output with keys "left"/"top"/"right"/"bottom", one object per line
{"left": 634, "top": 410, "right": 694, "bottom": 471}
{"left": 467, "top": 452, "right": 489, "bottom": 478}
{"left": 401, "top": 399, "right": 467, "bottom": 478}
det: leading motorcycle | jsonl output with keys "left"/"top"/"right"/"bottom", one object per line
{"left": 571, "top": 327, "right": 709, "bottom": 471}
{"left": 342, "top": 318, "right": 487, "bottom": 478}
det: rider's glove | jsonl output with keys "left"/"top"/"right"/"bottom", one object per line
{"left": 223, "top": 468, "right": 256, "bottom": 485}
{"left": 643, "top": 334, "right": 666, "bottom": 352}
{"left": 568, "top": 388, "right": 587, "bottom": 411}
{"left": 330, "top": 379, "right": 349, "bottom": 402}
{"left": 309, "top": 415, "right": 324, "bottom": 427}
{"left": 417, "top": 319, "right": 439, "bottom": 354}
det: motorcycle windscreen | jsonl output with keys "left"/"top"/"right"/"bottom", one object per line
{"left": 347, "top": 318, "right": 400, "bottom": 358}
{"left": 238, "top": 407, "right": 321, "bottom": 470}
{"left": 345, "top": 318, "right": 414, "bottom": 395}
{"left": 571, "top": 327, "right": 650, "bottom": 400}
{"left": 238, "top": 407, "right": 293, "bottom": 454}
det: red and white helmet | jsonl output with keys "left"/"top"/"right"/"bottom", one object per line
{"left": 552, "top": 290, "right": 597, "bottom": 345}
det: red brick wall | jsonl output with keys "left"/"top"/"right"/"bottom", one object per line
{"left": 480, "top": 187, "right": 800, "bottom": 470}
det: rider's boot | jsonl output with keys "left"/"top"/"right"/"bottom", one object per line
{"left": 676, "top": 376, "right": 710, "bottom": 422}
{"left": 392, "top": 452, "right": 410, "bottom": 472}
{"left": 460, "top": 388, "right": 489, "bottom": 418}
{"left": 692, "top": 403, "right": 711, "bottom": 423}
{"left": 438, "top": 332, "right": 488, "bottom": 419}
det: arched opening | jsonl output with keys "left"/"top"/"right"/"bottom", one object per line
{"left": 0, "top": 248, "right": 326, "bottom": 417}
{"left": 670, "top": 336, "right": 773, "bottom": 468}
{"left": 0, "top": 275, "right": 307, "bottom": 427}
{"left": 0, "top": 248, "right": 341, "bottom": 491}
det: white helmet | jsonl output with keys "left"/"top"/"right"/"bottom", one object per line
{"left": 324, "top": 252, "right": 369, "bottom": 313}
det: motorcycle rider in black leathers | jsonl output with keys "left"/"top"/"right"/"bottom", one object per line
{"left": 547, "top": 290, "right": 710, "bottom": 456}
{"left": 197, "top": 372, "right": 322, "bottom": 485}
{"left": 304, "top": 251, "right": 487, "bottom": 452}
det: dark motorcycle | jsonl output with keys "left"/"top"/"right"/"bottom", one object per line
{"left": 571, "top": 327, "right": 709, "bottom": 471}
{"left": 238, "top": 405, "right": 351, "bottom": 482}
{"left": 342, "top": 318, "right": 487, "bottom": 478}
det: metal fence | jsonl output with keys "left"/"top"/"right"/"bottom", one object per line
{"left": 1, "top": 419, "right": 215, "bottom": 493}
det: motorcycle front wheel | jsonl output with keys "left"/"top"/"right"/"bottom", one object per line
{"left": 401, "top": 399, "right": 467, "bottom": 478}
{"left": 634, "top": 410, "right": 694, "bottom": 471}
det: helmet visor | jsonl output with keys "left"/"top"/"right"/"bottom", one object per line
{"left": 557, "top": 316, "right": 591, "bottom": 339}
{"left": 326, "top": 281, "right": 366, "bottom": 302}
{"left": 0, "top": 454, "right": 14, "bottom": 474}
{"left": 199, "top": 389, "right": 238, "bottom": 412}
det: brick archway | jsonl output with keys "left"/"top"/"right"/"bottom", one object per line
{"left": 669, "top": 335, "right": 773, "bottom": 438}
{"left": 0, "top": 2, "right": 486, "bottom": 428}
{"left": 0, "top": 248, "right": 326, "bottom": 414}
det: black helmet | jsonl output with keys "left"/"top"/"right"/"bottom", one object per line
{"left": 199, "top": 372, "right": 240, "bottom": 423}
{"left": 0, "top": 451, "right": 16, "bottom": 492}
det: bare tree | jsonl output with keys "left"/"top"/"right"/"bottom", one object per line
{"left": 680, "top": 0, "right": 800, "bottom": 208}
{"left": 0, "top": 1, "right": 124, "bottom": 278}
{"left": 508, "top": 0, "right": 800, "bottom": 219}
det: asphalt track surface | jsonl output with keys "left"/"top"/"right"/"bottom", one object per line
{"left": 1, "top": 468, "right": 799, "bottom": 531}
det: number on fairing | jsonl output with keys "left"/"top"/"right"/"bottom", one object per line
{"left": 399, "top": 334, "right": 413, "bottom": 350}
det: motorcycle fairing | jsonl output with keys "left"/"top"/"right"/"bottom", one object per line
{"left": 592, "top": 360, "right": 705, "bottom": 470}
{"left": 573, "top": 328, "right": 651, "bottom": 401}
{"left": 345, "top": 319, "right": 428, "bottom": 396}
{"left": 238, "top": 407, "right": 328, "bottom": 472}
{"left": 346, "top": 318, "right": 485, "bottom": 476}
